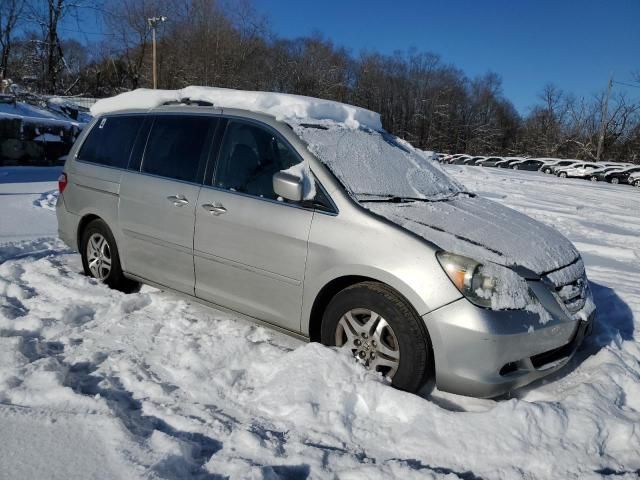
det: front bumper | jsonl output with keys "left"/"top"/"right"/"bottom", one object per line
{"left": 424, "top": 293, "right": 595, "bottom": 398}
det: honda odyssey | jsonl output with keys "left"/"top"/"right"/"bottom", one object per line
{"left": 56, "top": 91, "right": 596, "bottom": 397}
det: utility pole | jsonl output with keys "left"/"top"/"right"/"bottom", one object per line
{"left": 147, "top": 16, "right": 167, "bottom": 89}
{"left": 596, "top": 74, "right": 613, "bottom": 161}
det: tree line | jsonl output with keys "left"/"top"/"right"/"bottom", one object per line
{"left": 1, "top": 0, "right": 639, "bottom": 162}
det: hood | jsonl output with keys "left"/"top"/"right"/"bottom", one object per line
{"left": 365, "top": 195, "right": 579, "bottom": 276}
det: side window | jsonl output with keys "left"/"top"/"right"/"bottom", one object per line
{"left": 214, "top": 121, "right": 301, "bottom": 200}
{"left": 141, "top": 116, "right": 213, "bottom": 183}
{"left": 77, "top": 115, "right": 143, "bottom": 168}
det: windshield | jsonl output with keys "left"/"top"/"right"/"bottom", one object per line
{"left": 293, "top": 123, "right": 465, "bottom": 200}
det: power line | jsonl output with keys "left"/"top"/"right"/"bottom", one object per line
{"left": 613, "top": 80, "right": 640, "bottom": 89}
{"left": 58, "top": 28, "right": 114, "bottom": 37}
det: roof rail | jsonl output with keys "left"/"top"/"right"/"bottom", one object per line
{"left": 162, "top": 97, "right": 214, "bottom": 107}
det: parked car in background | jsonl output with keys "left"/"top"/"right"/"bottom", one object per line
{"left": 477, "top": 156, "right": 504, "bottom": 167}
{"left": 510, "top": 159, "right": 546, "bottom": 171}
{"left": 463, "top": 156, "right": 486, "bottom": 165}
{"left": 555, "top": 162, "right": 600, "bottom": 179}
{"left": 496, "top": 158, "right": 523, "bottom": 168}
{"left": 603, "top": 165, "right": 640, "bottom": 184}
{"left": 451, "top": 155, "right": 473, "bottom": 165}
{"left": 446, "top": 154, "right": 470, "bottom": 164}
{"left": 542, "top": 160, "right": 581, "bottom": 175}
{"left": 628, "top": 171, "right": 640, "bottom": 187}
{"left": 586, "top": 166, "right": 625, "bottom": 182}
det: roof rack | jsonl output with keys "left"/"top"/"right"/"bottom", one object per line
{"left": 162, "top": 97, "right": 214, "bottom": 107}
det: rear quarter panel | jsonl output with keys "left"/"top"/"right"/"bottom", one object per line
{"left": 61, "top": 118, "right": 126, "bottom": 268}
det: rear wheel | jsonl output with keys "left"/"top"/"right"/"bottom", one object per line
{"left": 559, "top": 172, "right": 567, "bottom": 178}
{"left": 590, "top": 176, "right": 598, "bottom": 182}
{"left": 611, "top": 177, "right": 620, "bottom": 184}
{"left": 544, "top": 168, "right": 552, "bottom": 174}
{"left": 512, "top": 165, "right": 519, "bottom": 170}
{"left": 321, "top": 281, "right": 432, "bottom": 392}
{"left": 80, "top": 219, "right": 140, "bottom": 293}
{"left": 635, "top": 180, "right": 640, "bottom": 188}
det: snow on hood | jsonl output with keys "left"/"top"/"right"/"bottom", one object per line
{"left": 366, "top": 195, "right": 580, "bottom": 276}
{"left": 90, "top": 86, "right": 381, "bottom": 130}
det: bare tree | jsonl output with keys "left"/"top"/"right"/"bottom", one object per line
{"left": 0, "top": 0, "right": 24, "bottom": 80}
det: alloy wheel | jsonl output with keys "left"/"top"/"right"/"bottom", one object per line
{"left": 335, "top": 308, "right": 400, "bottom": 378}
{"left": 86, "top": 233, "right": 112, "bottom": 280}
{"left": 590, "top": 176, "right": 598, "bottom": 182}
{"left": 611, "top": 177, "right": 619, "bottom": 184}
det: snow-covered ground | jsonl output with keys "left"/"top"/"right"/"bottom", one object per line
{"left": 0, "top": 165, "right": 639, "bottom": 479}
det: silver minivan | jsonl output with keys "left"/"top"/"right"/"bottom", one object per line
{"left": 56, "top": 103, "right": 596, "bottom": 397}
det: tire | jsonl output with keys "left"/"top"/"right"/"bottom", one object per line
{"left": 559, "top": 172, "right": 567, "bottom": 178}
{"left": 80, "top": 219, "right": 140, "bottom": 293}
{"left": 544, "top": 168, "right": 552, "bottom": 174}
{"left": 635, "top": 180, "right": 640, "bottom": 188}
{"left": 321, "top": 281, "right": 432, "bottom": 392}
{"left": 512, "top": 165, "right": 519, "bottom": 170}
{"left": 610, "top": 177, "right": 619, "bottom": 184}
{"left": 590, "top": 176, "right": 598, "bottom": 182}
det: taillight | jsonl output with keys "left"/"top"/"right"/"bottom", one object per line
{"left": 58, "top": 173, "right": 68, "bottom": 194}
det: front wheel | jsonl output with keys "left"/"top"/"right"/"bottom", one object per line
{"left": 321, "top": 281, "right": 432, "bottom": 392}
{"left": 635, "top": 180, "right": 640, "bottom": 188}
{"left": 512, "top": 165, "right": 519, "bottom": 170}
{"left": 559, "top": 172, "right": 567, "bottom": 178}
{"left": 590, "top": 176, "right": 598, "bottom": 182}
{"left": 611, "top": 177, "right": 619, "bottom": 184}
{"left": 80, "top": 219, "right": 140, "bottom": 293}
{"left": 544, "top": 168, "right": 552, "bottom": 174}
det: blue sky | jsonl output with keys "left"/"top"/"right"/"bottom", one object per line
{"left": 253, "top": 0, "right": 640, "bottom": 113}
{"left": 57, "top": 0, "right": 639, "bottom": 114}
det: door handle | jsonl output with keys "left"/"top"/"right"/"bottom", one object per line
{"left": 167, "top": 195, "right": 189, "bottom": 207}
{"left": 201, "top": 203, "right": 227, "bottom": 215}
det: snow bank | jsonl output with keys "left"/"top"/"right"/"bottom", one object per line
{"left": 1, "top": 167, "right": 640, "bottom": 478}
{"left": 90, "top": 86, "right": 382, "bottom": 130}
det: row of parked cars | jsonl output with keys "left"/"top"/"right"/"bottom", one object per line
{"left": 437, "top": 153, "right": 640, "bottom": 186}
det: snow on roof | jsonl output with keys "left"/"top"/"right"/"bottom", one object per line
{"left": 90, "top": 86, "right": 382, "bottom": 130}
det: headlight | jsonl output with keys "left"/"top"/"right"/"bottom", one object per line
{"left": 436, "top": 252, "right": 533, "bottom": 310}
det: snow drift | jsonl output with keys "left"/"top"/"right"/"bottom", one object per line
{"left": 1, "top": 166, "right": 640, "bottom": 478}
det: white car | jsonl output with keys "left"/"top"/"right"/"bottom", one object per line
{"left": 555, "top": 162, "right": 600, "bottom": 179}
{"left": 541, "top": 160, "right": 581, "bottom": 174}
{"left": 628, "top": 171, "right": 640, "bottom": 187}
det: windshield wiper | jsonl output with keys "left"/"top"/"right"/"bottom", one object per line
{"left": 358, "top": 192, "right": 475, "bottom": 203}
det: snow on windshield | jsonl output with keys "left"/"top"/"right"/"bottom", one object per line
{"left": 293, "top": 122, "right": 464, "bottom": 200}
{"left": 90, "top": 86, "right": 381, "bottom": 130}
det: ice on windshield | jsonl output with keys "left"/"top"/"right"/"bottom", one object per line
{"left": 293, "top": 122, "right": 464, "bottom": 200}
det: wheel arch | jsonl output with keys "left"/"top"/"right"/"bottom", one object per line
{"left": 76, "top": 213, "right": 103, "bottom": 249}
{"left": 307, "top": 274, "right": 427, "bottom": 344}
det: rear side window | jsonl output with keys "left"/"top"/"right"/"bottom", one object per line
{"left": 141, "top": 116, "right": 213, "bottom": 183}
{"left": 78, "top": 115, "right": 143, "bottom": 168}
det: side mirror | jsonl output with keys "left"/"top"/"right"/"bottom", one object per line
{"left": 273, "top": 171, "right": 303, "bottom": 202}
